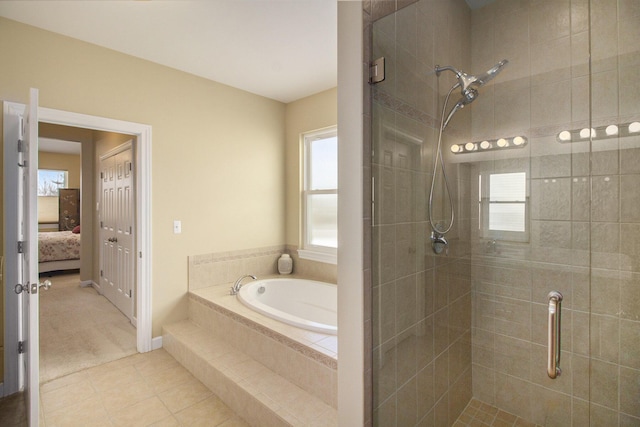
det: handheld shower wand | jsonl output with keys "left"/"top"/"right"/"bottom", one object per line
{"left": 428, "top": 59, "right": 508, "bottom": 254}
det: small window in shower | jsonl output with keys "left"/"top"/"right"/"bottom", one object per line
{"left": 479, "top": 171, "right": 528, "bottom": 242}
{"left": 299, "top": 126, "right": 337, "bottom": 264}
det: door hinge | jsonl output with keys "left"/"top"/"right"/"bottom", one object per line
{"left": 129, "top": 163, "right": 132, "bottom": 172}
{"left": 18, "top": 341, "right": 25, "bottom": 354}
{"left": 100, "top": 221, "right": 104, "bottom": 228}
{"left": 17, "top": 241, "right": 25, "bottom": 254}
{"left": 18, "top": 117, "right": 25, "bottom": 139}
{"left": 129, "top": 289, "right": 133, "bottom": 298}
{"left": 369, "top": 57, "right": 386, "bottom": 84}
{"left": 129, "top": 226, "right": 132, "bottom": 234}
{"left": 100, "top": 172, "right": 104, "bottom": 179}
{"left": 100, "top": 270, "right": 104, "bottom": 277}
{"left": 17, "top": 139, "right": 25, "bottom": 153}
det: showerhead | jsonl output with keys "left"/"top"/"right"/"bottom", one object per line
{"left": 473, "top": 59, "right": 509, "bottom": 86}
{"left": 436, "top": 59, "right": 509, "bottom": 129}
{"left": 436, "top": 59, "right": 508, "bottom": 92}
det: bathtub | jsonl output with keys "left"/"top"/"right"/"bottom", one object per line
{"left": 237, "top": 278, "right": 337, "bottom": 335}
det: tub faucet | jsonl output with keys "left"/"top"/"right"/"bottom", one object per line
{"left": 230, "top": 274, "right": 257, "bottom": 295}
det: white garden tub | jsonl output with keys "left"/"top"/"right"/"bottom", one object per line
{"left": 237, "top": 278, "right": 337, "bottom": 335}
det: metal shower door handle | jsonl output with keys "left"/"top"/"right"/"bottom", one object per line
{"left": 547, "top": 291, "right": 563, "bottom": 379}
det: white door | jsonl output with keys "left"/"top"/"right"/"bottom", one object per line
{"left": 99, "top": 142, "right": 135, "bottom": 322}
{"left": 18, "top": 88, "right": 41, "bottom": 426}
{"left": 100, "top": 152, "right": 117, "bottom": 306}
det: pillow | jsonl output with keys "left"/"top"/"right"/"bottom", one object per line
{"left": 72, "top": 225, "right": 81, "bottom": 234}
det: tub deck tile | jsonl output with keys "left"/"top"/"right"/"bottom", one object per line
{"left": 163, "top": 319, "right": 337, "bottom": 427}
{"left": 189, "top": 286, "right": 338, "bottom": 368}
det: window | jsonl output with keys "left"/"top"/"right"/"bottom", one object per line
{"left": 479, "top": 172, "right": 528, "bottom": 241}
{"left": 38, "top": 169, "right": 68, "bottom": 196}
{"left": 300, "top": 127, "right": 337, "bottom": 264}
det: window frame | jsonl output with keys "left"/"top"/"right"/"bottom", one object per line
{"left": 299, "top": 126, "right": 338, "bottom": 264}
{"left": 479, "top": 171, "right": 529, "bottom": 242}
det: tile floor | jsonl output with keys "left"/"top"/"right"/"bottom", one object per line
{"left": 39, "top": 348, "right": 249, "bottom": 426}
{"left": 453, "top": 399, "right": 542, "bottom": 427}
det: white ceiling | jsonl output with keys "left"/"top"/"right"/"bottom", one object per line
{"left": 39, "top": 138, "right": 81, "bottom": 154}
{"left": 0, "top": 0, "right": 337, "bottom": 103}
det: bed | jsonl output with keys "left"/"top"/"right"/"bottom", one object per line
{"left": 38, "top": 230, "right": 81, "bottom": 273}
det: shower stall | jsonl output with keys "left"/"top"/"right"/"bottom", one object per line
{"left": 366, "top": 0, "right": 640, "bottom": 425}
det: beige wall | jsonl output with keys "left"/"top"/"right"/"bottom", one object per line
{"left": 284, "top": 87, "right": 338, "bottom": 247}
{"left": 0, "top": 17, "right": 286, "bottom": 337}
{"left": 37, "top": 151, "right": 81, "bottom": 223}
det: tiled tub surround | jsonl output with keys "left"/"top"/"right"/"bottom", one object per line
{"left": 164, "top": 279, "right": 338, "bottom": 426}
{"left": 190, "top": 283, "right": 338, "bottom": 387}
{"left": 188, "top": 246, "right": 337, "bottom": 291}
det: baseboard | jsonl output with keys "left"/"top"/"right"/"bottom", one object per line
{"left": 89, "top": 281, "right": 101, "bottom": 292}
{"left": 0, "top": 381, "right": 4, "bottom": 397}
{"left": 80, "top": 280, "right": 93, "bottom": 288}
{"left": 151, "top": 336, "right": 163, "bottom": 350}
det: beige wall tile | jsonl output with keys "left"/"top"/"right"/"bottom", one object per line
{"left": 590, "top": 359, "right": 619, "bottom": 410}
{"left": 529, "top": 384, "right": 571, "bottom": 426}
{"left": 494, "top": 373, "right": 531, "bottom": 420}
{"left": 620, "top": 368, "right": 640, "bottom": 417}
{"left": 417, "top": 362, "right": 435, "bottom": 420}
{"left": 620, "top": 274, "right": 640, "bottom": 321}
{"left": 397, "top": 376, "right": 418, "bottom": 426}
{"left": 620, "top": 320, "right": 640, "bottom": 369}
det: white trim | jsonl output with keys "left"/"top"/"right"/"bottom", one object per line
{"left": 3, "top": 101, "right": 24, "bottom": 396}
{"left": 89, "top": 280, "right": 101, "bottom": 292}
{"left": 151, "top": 336, "right": 163, "bottom": 350}
{"left": 337, "top": 3, "right": 364, "bottom": 426}
{"left": 297, "top": 248, "right": 337, "bottom": 265}
{"left": 79, "top": 280, "right": 93, "bottom": 288}
{"left": 38, "top": 106, "right": 153, "bottom": 353}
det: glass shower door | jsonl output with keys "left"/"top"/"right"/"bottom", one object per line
{"left": 587, "top": 0, "right": 640, "bottom": 424}
{"left": 367, "top": 0, "right": 640, "bottom": 426}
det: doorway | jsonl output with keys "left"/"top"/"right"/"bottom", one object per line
{"left": 2, "top": 102, "right": 153, "bottom": 398}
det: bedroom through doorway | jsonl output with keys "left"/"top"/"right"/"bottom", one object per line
{"left": 37, "top": 124, "right": 138, "bottom": 384}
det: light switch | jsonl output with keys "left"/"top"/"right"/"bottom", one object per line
{"left": 173, "top": 220, "right": 182, "bottom": 234}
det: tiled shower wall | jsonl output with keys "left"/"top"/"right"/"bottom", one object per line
{"left": 366, "top": 0, "right": 640, "bottom": 426}
{"left": 467, "top": 0, "right": 640, "bottom": 425}
{"left": 368, "top": 1, "right": 475, "bottom": 425}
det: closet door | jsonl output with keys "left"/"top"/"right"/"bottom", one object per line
{"left": 99, "top": 142, "right": 135, "bottom": 322}
{"left": 99, "top": 155, "right": 117, "bottom": 307}
{"left": 114, "top": 148, "right": 134, "bottom": 320}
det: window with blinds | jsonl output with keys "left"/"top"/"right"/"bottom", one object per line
{"left": 479, "top": 172, "right": 528, "bottom": 241}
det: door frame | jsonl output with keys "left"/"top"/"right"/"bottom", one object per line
{"left": 2, "top": 103, "right": 153, "bottom": 396}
